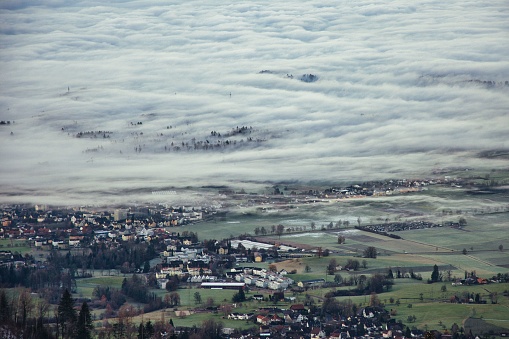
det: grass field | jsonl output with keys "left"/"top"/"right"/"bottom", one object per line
{"left": 0, "top": 239, "right": 33, "bottom": 254}
{"left": 76, "top": 276, "right": 126, "bottom": 299}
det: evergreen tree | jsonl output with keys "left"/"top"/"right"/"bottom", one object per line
{"left": 58, "top": 289, "right": 77, "bottom": 338}
{"left": 405, "top": 326, "right": 412, "bottom": 338}
{"left": 193, "top": 291, "right": 202, "bottom": 304}
{"left": 430, "top": 264, "right": 441, "bottom": 282}
{"left": 143, "top": 261, "right": 151, "bottom": 273}
{"left": 137, "top": 320, "right": 155, "bottom": 339}
{"left": 138, "top": 323, "right": 144, "bottom": 339}
{"left": 145, "top": 320, "right": 154, "bottom": 338}
{"left": 232, "top": 287, "right": 246, "bottom": 302}
{"left": 0, "top": 290, "right": 10, "bottom": 323}
{"left": 76, "top": 301, "right": 93, "bottom": 339}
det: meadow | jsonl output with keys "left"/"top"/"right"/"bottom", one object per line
{"left": 0, "top": 238, "right": 33, "bottom": 255}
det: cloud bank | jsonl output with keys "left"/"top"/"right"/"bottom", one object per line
{"left": 1, "top": 0, "right": 508, "bottom": 205}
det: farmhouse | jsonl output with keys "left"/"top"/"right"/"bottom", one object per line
{"left": 298, "top": 279, "right": 325, "bottom": 288}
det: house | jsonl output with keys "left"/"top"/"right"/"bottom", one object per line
{"left": 156, "top": 265, "right": 184, "bottom": 278}
{"left": 228, "top": 313, "right": 252, "bottom": 320}
{"left": 244, "top": 275, "right": 256, "bottom": 285}
{"left": 254, "top": 252, "right": 263, "bottom": 262}
{"left": 476, "top": 278, "right": 488, "bottom": 284}
{"left": 298, "top": 279, "right": 325, "bottom": 288}
{"left": 253, "top": 267, "right": 266, "bottom": 276}
{"left": 268, "top": 279, "right": 289, "bottom": 290}
{"left": 310, "top": 328, "right": 326, "bottom": 339}
{"left": 253, "top": 294, "right": 264, "bottom": 301}
{"left": 34, "top": 239, "right": 47, "bottom": 248}
{"left": 257, "top": 315, "right": 270, "bottom": 325}
{"left": 290, "top": 304, "right": 306, "bottom": 314}
{"left": 256, "top": 279, "right": 269, "bottom": 288}
{"left": 383, "top": 330, "right": 393, "bottom": 338}
{"left": 270, "top": 314, "right": 284, "bottom": 325}
{"left": 157, "top": 279, "right": 169, "bottom": 289}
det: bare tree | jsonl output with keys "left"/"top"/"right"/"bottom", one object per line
{"left": 36, "top": 298, "right": 50, "bottom": 333}
{"left": 18, "top": 288, "right": 34, "bottom": 331}
{"left": 118, "top": 303, "right": 136, "bottom": 339}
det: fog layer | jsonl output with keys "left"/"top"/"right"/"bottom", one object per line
{"left": 1, "top": 0, "right": 508, "bottom": 205}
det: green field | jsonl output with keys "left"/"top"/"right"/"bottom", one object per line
{"left": 0, "top": 239, "right": 33, "bottom": 254}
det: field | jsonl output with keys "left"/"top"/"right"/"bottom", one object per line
{"left": 0, "top": 238, "right": 33, "bottom": 255}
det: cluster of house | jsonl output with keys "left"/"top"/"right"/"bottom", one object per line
{"left": 0, "top": 204, "right": 215, "bottom": 244}
{"left": 156, "top": 246, "right": 216, "bottom": 288}
{"left": 154, "top": 242, "right": 299, "bottom": 290}
{"left": 232, "top": 267, "right": 295, "bottom": 290}
{"left": 220, "top": 305, "right": 429, "bottom": 339}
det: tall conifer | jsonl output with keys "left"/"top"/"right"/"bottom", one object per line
{"left": 58, "top": 289, "right": 77, "bottom": 338}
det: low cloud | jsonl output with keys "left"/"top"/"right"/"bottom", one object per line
{"left": 1, "top": 0, "right": 508, "bottom": 205}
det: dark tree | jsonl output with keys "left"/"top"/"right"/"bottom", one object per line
{"left": 327, "top": 258, "right": 337, "bottom": 275}
{"left": 143, "top": 261, "right": 151, "bottom": 273}
{"left": 363, "top": 246, "right": 377, "bottom": 259}
{"left": 145, "top": 320, "right": 154, "bottom": 338}
{"left": 194, "top": 291, "right": 202, "bottom": 304}
{"left": 58, "top": 289, "right": 77, "bottom": 338}
{"left": 345, "top": 259, "right": 360, "bottom": 271}
{"left": 0, "top": 290, "right": 11, "bottom": 323}
{"left": 138, "top": 320, "right": 154, "bottom": 339}
{"left": 276, "top": 224, "right": 285, "bottom": 238}
{"left": 76, "top": 301, "right": 93, "bottom": 339}
{"left": 334, "top": 274, "right": 343, "bottom": 284}
{"left": 232, "top": 288, "right": 246, "bottom": 303}
{"left": 198, "top": 318, "right": 224, "bottom": 339}
{"left": 430, "top": 264, "right": 441, "bottom": 283}
{"left": 321, "top": 294, "right": 340, "bottom": 316}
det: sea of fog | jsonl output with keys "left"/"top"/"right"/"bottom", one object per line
{"left": 1, "top": 0, "right": 508, "bottom": 205}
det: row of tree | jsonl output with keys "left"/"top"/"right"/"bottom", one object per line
{"left": 0, "top": 288, "right": 92, "bottom": 339}
{"left": 48, "top": 241, "right": 159, "bottom": 272}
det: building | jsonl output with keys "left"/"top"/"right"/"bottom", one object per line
{"left": 200, "top": 282, "right": 245, "bottom": 290}
{"left": 113, "top": 209, "right": 128, "bottom": 221}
